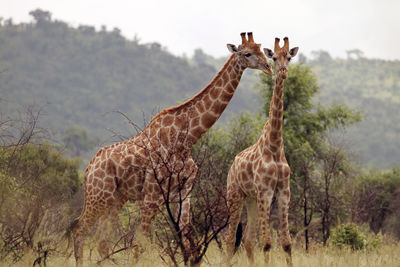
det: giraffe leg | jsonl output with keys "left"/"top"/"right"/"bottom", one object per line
{"left": 177, "top": 159, "right": 197, "bottom": 255}
{"left": 176, "top": 190, "right": 192, "bottom": 257}
{"left": 256, "top": 181, "right": 276, "bottom": 264}
{"left": 276, "top": 171, "right": 292, "bottom": 266}
{"left": 179, "top": 162, "right": 197, "bottom": 249}
{"left": 96, "top": 195, "right": 127, "bottom": 260}
{"left": 130, "top": 195, "right": 160, "bottom": 261}
{"left": 225, "top": 180, "right": 244, "bottom": 262}
{"left": 242, "top": 198, "right": 257, "bottom": 264}
{"left": 72, "top": 202, "right": 107, "bottom": 267}
{"left": 139, "top": 194, "right": 162, "bottom": 239}
{"left": 95, "top": 213, "right": 109, "bottom": 259}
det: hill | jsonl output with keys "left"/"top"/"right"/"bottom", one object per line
{"left": 306, "top": 50, "right": 400, "bottom": 168}
{"left": 0, "top": 10, "right": 399, "bottom": 168}
{"left": 0, "top": 10, "right": 260, "bottom": 143}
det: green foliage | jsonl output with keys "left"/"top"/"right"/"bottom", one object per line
{"left": 355, "top": 166, "right": 400, "bottom": 237}
{"left": 226, "top": 112, "right": 265, "bottom": 152}
{"left": 331, "top": 223, "right": 382, "bottom": 250}
{"left": 191, "top": 112, "right": 264, "bottom": 202}
{"left": 192, "top": 112, "right": 264, "bottom": 171}
{"left": 259, "top": 63, "right": 361, "bottom": 163}
{"left": 331, "top": 224, "right": 367, "bottom": 250}
{"left": 0, "top": 143, "right": 80, "bottom": 199}
{"left": 0, "top": 143, "right": 80, "bottom": 261}
{"left": 62, "top": 125, "right": 100, "bottom": 157}
{"left": 308, "top": 51, "right": 400, "bottom": 168}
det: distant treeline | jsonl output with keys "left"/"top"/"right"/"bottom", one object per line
{"left": 0, "top": 9, "right": 398, "bottom": 168}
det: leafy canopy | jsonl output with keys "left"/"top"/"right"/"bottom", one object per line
{"left": 258, "top": 63, "right": 361, "bottom": 165}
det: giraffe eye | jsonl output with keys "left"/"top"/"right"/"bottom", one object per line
{"left": 244, "top": 53, "right": 252, "bottom": 57}
{"left": 273, "top": 57, "right": 277, "bottom": 61}
{"left": 288, "top": 57, "right": 291, "bottom": 62}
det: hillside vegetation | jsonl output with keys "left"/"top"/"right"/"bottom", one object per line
{"left": 0, "top": 10, "right": 399, "bottom": 167}
{"left": 307, "top": 50, "right": 400, "bottom": 168}
{"left": 0, "top": 10, "right": 216, "bottom": 139}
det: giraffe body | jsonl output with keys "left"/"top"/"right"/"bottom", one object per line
{"left": 70, "top": 33, "right": 272, "bottom": 266}
{"left": 225, "top": 37, "right": 298, "bottom": 266}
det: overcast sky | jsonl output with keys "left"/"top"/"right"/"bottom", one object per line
{"left": 1, "top": 0, "right": 399, "bottom": 60}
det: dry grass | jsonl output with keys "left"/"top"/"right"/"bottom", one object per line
{"left": 3, "top": 241, "right": 400, "bottom": 267}
{"left": 205, "top": 242, "right": 400, "bottom": 267}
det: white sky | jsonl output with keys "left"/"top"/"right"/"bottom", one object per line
{"left": 1, "top": 0, "right": 399, "bottom": 60}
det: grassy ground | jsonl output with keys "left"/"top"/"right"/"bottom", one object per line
{"left": 4, "top": 241, "right": 400, "bottom": 267}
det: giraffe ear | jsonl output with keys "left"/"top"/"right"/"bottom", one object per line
{"left": 227, "top": 44, "right": 238, "bottom": 53}
{"left": 263, "top": 48, "right": 274, "bottom": 58}
{"left": 289, "top": 47, "right": 299, "bottom": 57}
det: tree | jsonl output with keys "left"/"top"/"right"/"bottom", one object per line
{"left": 29, "top": 9, "right": 52, "bottom": 24}
{"left": 0, "top": 105, "right": 80, "bottom": 263}
{"left": 346, "top": 49, "right": 364, "bottom": 59}
{"left": 258, "top": 63, "right": 361, "bottom": 248}
{"left": 62, "top": 125, "right": 99, "bottom": 157}
{"left": 354, "top": 166, "right": 400, "bottom": 236}
{"left": 311, "top": 50, "right": 332, "bottom": 65}
{"left": 317, "top": 143, "right": 352, "bottom": 245}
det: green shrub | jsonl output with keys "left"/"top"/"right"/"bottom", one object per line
{"left": 0, "top": 143, "right": 81, "bottom": 262}
{"left": 330, "top": 223, "right": 382, "bottom": 250}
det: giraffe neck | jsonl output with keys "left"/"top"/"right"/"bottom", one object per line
{"left": 263, "top": 73, "right": 285, "bottom": 153}
{"left": 149, "top": 54, "right": 245, "bottom": 149}
{"left": 184, "top": 54, "right": 245, "bottom": 146}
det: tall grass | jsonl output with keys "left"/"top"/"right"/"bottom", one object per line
{"left": 4, "top": 241, "right": 400, "bottom": 267}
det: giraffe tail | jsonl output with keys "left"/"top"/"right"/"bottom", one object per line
{"left": 63, "top": 217, "right": 80, "bottom": 253}
{"left": 234, "top": 222, "right": 243, "bottom": 254}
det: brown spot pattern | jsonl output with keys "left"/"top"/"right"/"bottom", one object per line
{"left": 201, "top": 113, "right": 216, "bottom": 129}
{"left": 210, "top": 87, "right": 220, "bottom": 99}
{"left": 162, "top": 115, "right": 174, "bottom": 127}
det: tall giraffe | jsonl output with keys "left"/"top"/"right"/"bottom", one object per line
{"left": 69, "top": 32, "right": 273, "bottom": 266}
{"left": 225, "top": 37, "right": 298, "bottom": 265}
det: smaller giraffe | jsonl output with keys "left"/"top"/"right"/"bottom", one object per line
{"left": 225, "top": 37, "right": 298, "bottom": 265}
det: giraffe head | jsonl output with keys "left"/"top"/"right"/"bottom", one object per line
{"left": 227, "top": 32, "right": 273, "bottom": 75}
{"left": 264, "top": 37, "right": 299, "bottom": 79}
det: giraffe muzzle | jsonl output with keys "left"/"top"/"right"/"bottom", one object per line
{"left": 279, "top": 68, "right": 288, "bottom": 79}
{"left": 262, "top": 63, "right": 274, "bottom": 75}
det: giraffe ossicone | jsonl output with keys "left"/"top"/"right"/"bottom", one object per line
{"left": 225, "top": 37, "right": 298, "bottom": 266}
{"left": 69, "top": 32, "right": 272, "bottom": 266}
